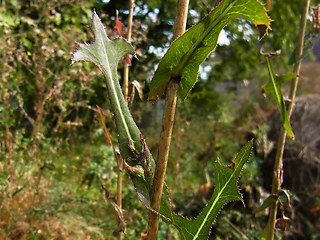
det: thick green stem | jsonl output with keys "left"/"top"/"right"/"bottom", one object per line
{"left": 146, "top": 0, "right": 189, "bottom": 239}
{"left": 267, "top": 0, "right": 310, "bottom": 239}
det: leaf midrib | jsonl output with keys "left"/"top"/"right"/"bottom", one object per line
{"left": 192, "top": 158, "right": 243, "bottom": 240}
{"left": 99, "top": 36, "right": 132, "bottom": 140}
{"left": 173, "top": 1, "right": 236, "bottom": 77}
{"left": 266, "top": 58, "right": 281, "bottom": 106}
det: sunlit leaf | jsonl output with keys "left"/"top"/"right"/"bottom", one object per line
{"left": 172, "top": 141, "right": 253, "bottom": 240}
{"left": 262, "top": 57, "right": 296, "bottom": 139}
{"left": 149, "top": 0, "right": 271, "bottom": 100}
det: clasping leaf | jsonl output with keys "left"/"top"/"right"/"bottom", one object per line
{"left": 262, "top": 56, "right": 296, "bottom": 139}
{"left": 172, "top": 141, "right": 253, "bottom": 240}
{"left": 72, "top": 11, "right": 174, "bottom": 224}
{"left": 149, "top": 0, "right": 271, "bottom": 100}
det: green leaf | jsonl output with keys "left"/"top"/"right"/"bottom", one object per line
{"left": 259, "top": 222, "right": 269, "bottom": 240}
{"left": 262, "top": 57, "right": 296, "bottom": 139}
{"left": 255, "top": 195, "right": 277, "bottom": 213}
{"left": 278, "top": 189, "right": 291, "bottom": 204}
{"left": 72, "top": 11, "right": 173, "bottom": 222}
{"left": 255, "top": 189, "right": 291, "bottom": 213}
{"left": 259, "top": 221, "right": 281, "bottom": 240}
{"left": 148, "top": 0, "right": 271, "bottom": 100}
{"left": 72, "top": 11, "right": 140, "bottom": 159}
{"left": 172, "top": 141, "right": 253, "bottom": 240}
{"left": 0, "top": 9, "right": 20, "bottom": 27}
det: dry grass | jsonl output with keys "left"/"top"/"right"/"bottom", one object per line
{"left": 0, "top": 173, "right": 105, "bottom": 240}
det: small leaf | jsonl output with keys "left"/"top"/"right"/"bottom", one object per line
{"left": 114, "top": 10, "right": 124, "bottom": 37}
{"left": 288, "top": 32, "right": 320, "bottom": 65}
{"left": 114, "top": 10, "right": 132, "bottom": 65}
{"left": 255, "top": 195, "right": 277, "bottom": 213}
{"left": 127, "top": 80, "right": 144, "bottom": 104}
{"left": 262, "top": 57, "right": 296, "bottom": 139}
{"left": 129, "top": 173, "right": 173, "bottom": 222}
{"left": 278, "top": 189, "right": 291, "bottom": 204}
{"left": 12, "top": 185, "right": 25, "bottom": 197}
{"left": 148, "top": 0, "right": 271, "bottom": 100}
{"left": 259, "top": 222, "right": 269, "bottom": 240}
{"left": 255, "top": 189, "right": 291, "bottom": 214}
{"left": 102, "top": 185, "right": 126, "bottom": 235}
{"left": 172, "top": 141, "right": 253, "bottom": 240}
{"left": 259, "top": 222, "right": 281, "bottom": 240}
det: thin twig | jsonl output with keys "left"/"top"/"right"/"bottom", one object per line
{"left": 267, "top": 0, "right": 310, "bottom": 239}
{"left": 117, "top": 2, "right": 134, "bottom": 239}
{"left": 146, "top": 0, "right": 189, "bottom": 239}
{"left": 123, "top": 0, "right": 135, "bottom": 101}
{"left": 97, "top": 106, "right": 125, "bottom": 239}
{"left": 223, "top": 217, "right": 249, "bottom": 240}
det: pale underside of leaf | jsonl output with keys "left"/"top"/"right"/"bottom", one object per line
{"left": 72, "top": 11, "right": 174, "bottom": 223}
{"left": 72, "top": 12, "right": 138, "bottom": 152}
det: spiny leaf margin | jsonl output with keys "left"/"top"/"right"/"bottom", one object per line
{"left": 148, "top": 0, "right": 271, "bottom": 100}
{"left": 172, "top": 141, "right": 253, "bottom": 240}
{"left": 72, "top": 11, "right": 174, "bottom": 223}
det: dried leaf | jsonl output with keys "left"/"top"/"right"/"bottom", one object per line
{"left": 114, "top": 10, "right": 124, "bottom": 37}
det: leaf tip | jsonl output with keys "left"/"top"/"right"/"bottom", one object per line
{"left": 148, "top": 95, "right": 159, "bottom": 101}
{"left": 289, "top": 132, "right": 295, "bottom": 140}
{"left": 256, "top": 1, "right": 273, "bottom": 40}
{"left": 257, "top": 24, "right": 268, "bottom": 40}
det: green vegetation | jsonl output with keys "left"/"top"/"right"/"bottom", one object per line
{"left": 1, "top": 0, "right": 319, "bottom": 239}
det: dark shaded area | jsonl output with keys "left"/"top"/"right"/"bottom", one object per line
{"left": 261, "top": 94, "right": 320, "bottom": 239}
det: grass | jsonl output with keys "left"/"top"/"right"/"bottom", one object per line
{"left": 0, "top": 141, "right": 146, "bottom": 240}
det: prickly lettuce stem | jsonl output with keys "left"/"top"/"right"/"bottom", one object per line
{"left": 146, "top": 0, "right": 189, "bottom": 239}
{"left": 267, "top": 0, "right": 310, "bottom": 239}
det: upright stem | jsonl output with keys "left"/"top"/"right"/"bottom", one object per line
{"left": 267, "top": 0, "right": 310, "bottom": 239}
{"left": 123, "top": 0, "right": 135, "bottom": 101}
{"left": 116, "top": 156, "right": 123, "bottom": 240}
{"left": 117, "top": 2, "right": 134, "bottom": 239}
{"left": 146, "top": 0, "right": 189, "bottom": 239}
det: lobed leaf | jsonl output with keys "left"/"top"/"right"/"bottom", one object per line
{"left": 148, "top": 0, "right": 271, "bottom": 100}
{"left": 72, "top": 11, "right": 140, "bottom": 158}
{"left": 73, "top": 11, "right": 258, "bottom": 240}
{"left": 72, "top": 11, "right": 173, "bottom": 223}
{"left": 172, "top": 141, "right": 253, "bottom": 240}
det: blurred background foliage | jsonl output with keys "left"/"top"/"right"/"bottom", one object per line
{"left": 0, "top": 0, "right": 319, "bottom": 239}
